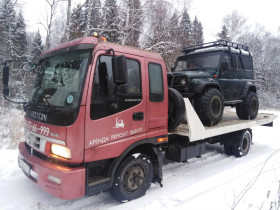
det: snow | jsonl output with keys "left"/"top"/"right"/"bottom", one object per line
{"left": 0, "top": 109, "right": 279, "bottom": 210}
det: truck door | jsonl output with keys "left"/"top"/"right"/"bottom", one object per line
{"left": 84, "top": 51, "right": 146, "bottom": 160}
{"left": 145, "top": 59, "right": 168, "bottom": 138}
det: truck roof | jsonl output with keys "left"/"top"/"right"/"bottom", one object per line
{"left": 41, "top": 37, "right": 163, "bottom": 61}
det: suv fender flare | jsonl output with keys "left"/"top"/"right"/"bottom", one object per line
{"left": 191, "top": 78, "right": 221, "bottom": 94}
{"left": 242, "top": 81, "right": 256, "bottom": 98}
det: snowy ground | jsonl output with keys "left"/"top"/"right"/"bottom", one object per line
{"left": 0, "top": 110, "right": 280, "bottom": 210}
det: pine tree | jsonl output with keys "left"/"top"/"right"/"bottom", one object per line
{"left": 68, "top": 4, "right": 84, "bottom": 39}
{"left": 0, "top": 0, "right": 18, "bottom": 61}
{"left": 14, "top": 10, "right": 28, "bottom": 60}
{"left": 179, "top": 8, "right": 192, "bottom": 46}
{"left": 121, "top": 0, "right": 143, "bottom": 47}
{"left": 102, "top": 0, "right": 121, "bottom": 43}
{"left": 217, "top": 25, "right": 230, "bottom": 41}
{"left": 31, "top": 30, "right": 44, "bottom": 62}
{"left": 191, "top": 16, "right": 204, "bottom": 45}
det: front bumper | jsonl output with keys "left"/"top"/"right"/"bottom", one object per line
{"left": 18, "top": 142, "right": 85, "bottom": 200}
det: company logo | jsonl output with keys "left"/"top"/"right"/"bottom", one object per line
{"left": 31, "top": 111, "right": 47, "bottom": 122}
{"left": 113, "top": 117, "right": 125, "bottom": 128}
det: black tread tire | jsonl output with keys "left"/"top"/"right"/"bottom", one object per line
{"left": 232, "top": 130, "right": 252, "bottom": 157}
{"left": 110, "top": 154, "right": 153, "bottom": 202}
{"left": 236, "top": 92, "right": 259, "bottom": 120}
{"left": 224, "top": 144, "right": 233, "bottom": 156}
{"left": 168, "top": 88, "right": 186, "bottom": 131}
{"left": 194, "top": 88, "right": 224, "bottom": 126}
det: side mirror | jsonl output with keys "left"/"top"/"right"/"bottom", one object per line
{"left": 112, "top": 55, "right": 128, "bottom": 85}
{"left": 3, "top": 66, "right": 10, "bottom": 96}
{"left": 171, "top": 67, "right": 175, "bottom": 72}
{"left": 23, "top": 62, "right": 36, "bottom": 71}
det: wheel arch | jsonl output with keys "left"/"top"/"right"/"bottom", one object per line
{"left": 108, "top": 138, "right": 164, "bottom": 188}
{"left": 242, "top": 82, "right": 257, "bottom": 99}
{"left": 191, "top": 78, "right": 221, "bottom": 94}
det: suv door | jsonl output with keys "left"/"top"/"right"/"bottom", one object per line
{"left": 218, "top": 53, "right": 246, "bottom": 101}
{"left": 84, "top": 51, "right": 146, "bottom": 160}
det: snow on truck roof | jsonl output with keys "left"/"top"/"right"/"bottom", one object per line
{"left": 41, "top": 37, "right": 163, "bottom": 61}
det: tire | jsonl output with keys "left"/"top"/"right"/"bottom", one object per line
{"left": 168, "top": 88, "right": 186, "bottom": 131}
{"left": 223, "top": 144, "right": 233, "bottom": 156}
{"left": 236, "top": 92, "right": 259, "bottom": 120}
{"left": 110, "top": 154, "right": 153, "bottom": 202}
{"left": 232, "top": 130, "right": 252, "bottom": 157}
{"left": 194, "top": 88, "right": 224, "bottom": 126}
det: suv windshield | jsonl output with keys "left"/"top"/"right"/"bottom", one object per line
{"left": 174, "top": 51, "right": 221, "bottom": 71}
{"left": 30, "top": 50, "right": 90, "bottom": 108}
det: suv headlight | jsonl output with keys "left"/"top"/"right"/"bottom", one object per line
{"left": 51, "top": 144, "right": 71, "bottom": 159}
{"left": 181, "top": 78, "right": 187, "bottom": 85}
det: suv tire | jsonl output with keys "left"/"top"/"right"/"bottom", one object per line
{"left": 168, "top": 88, "right": 186, "bottom": 131}
{"left": 195, "top": 88, "right": 224, "bottom": 126}
{"left": 236, "top": 92, "right": 259, "bottom": 120}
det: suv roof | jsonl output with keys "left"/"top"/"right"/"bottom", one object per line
{"left": 182, "top": 40, "right": 251, "bottom": 56}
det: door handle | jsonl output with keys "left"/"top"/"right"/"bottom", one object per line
{"left": 133, "top": 112, "right": 144, "bottom": 121}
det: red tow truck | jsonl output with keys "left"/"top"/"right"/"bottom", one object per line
{"left": 2, "top": 36, "right": 276, "bottom": 202}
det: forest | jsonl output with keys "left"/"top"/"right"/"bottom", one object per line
{"left": 0, "top": 0, "right": 279, "bottom": 109}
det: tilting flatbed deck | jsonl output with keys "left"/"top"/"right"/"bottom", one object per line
{"left": 172, "top": 99, "right": 277, "bottom": 142}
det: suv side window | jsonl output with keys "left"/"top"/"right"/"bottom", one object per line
{"left": 148, "top": 63, "right": 164, "bottom": 102}
{"left": 232, "top": 55, "right": 243, "bottom": 70}
{"left": 91, "top": 55, "right": 142, "bottom": 120}
{"left": 241, "top": 55, "right": 253, "bottom": 71}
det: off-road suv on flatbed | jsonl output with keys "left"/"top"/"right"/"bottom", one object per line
{"left": 168, "top": 40, "right": 259, "bottom": 126}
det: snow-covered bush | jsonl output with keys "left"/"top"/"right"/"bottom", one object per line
{"left": 0, "top": 107, "right": 24, "bottom": 149}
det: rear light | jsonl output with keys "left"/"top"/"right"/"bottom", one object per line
{"left": 51, "top": 144, "right": 71, "bottom": 159}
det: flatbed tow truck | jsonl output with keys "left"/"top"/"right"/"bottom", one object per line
{"left": 1, "top": 36, "right": 276, "bottom": 202}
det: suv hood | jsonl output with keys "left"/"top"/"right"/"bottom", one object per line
{"left": 168, "top": 70, "right": 212, "bottom": 81}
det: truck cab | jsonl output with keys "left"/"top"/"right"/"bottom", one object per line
{"left": 19, "top": 36, "right": 168, "bottom": 200}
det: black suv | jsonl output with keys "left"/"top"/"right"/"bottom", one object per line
{"left": 168, "top": 40, "right": 259, "bottom": 126}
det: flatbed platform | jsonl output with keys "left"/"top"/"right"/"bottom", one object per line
{"left": 171, "top": 99, "right": 277, "bottom": 142}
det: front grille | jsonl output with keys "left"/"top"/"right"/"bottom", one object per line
{"left": 25, "top": 131, "right": 41, "bottom": 150}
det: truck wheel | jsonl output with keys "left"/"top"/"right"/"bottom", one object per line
{"left": 110, "top": 154, "right": 153, "bottom": 202}
{"left": 195, "top": 88, "right": 224, "bottom": 126}
{"left": 236, "top": 92, "right": 259, "bottom": 120}
{"left": 168, "top": 88, "right": 186, "bottom": 131}
{"left": 232, "top": 130, "right": 252, "bottom": 157}
{"left": 223, "top": 144, "right": 233, "bottom": 156}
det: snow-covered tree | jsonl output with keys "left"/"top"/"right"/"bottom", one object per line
{"left": 102, "top": 0, "right": 121, "bottom": 42}
{"left": 217, "top": 25, "right": 230, "bottom": 41}
{"left": 222, "top": 10, "right": 247, "bottom": 41}
{"left": 119, "top": 0, "right": 143, "bottom": 47}
{"left": 191, "top": 16, "right": 204, "bottom": 45}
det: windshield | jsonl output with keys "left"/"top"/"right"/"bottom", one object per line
{"left": 174, "top": 51, "right": 221, "bottom": 72}
{"left": 30, "top": 50, "right": 90, "bottom": 108}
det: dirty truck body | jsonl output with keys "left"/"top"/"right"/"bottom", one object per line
{"left": 18, "top": 37, "right": 276, "bottom": 201}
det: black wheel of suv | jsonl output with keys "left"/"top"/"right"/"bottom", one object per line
{"left": 168, "top": 88, "right": 186, "bottom": 131}
{"left": 236, "top": 92, "right": 259, "bottom": 120}
{"left": 232, "top": 130, "right": 252, "bottom": 157}
{"left": 195, "top": 88, "right": 224, "bottom": 126}
{"left": 110, "top": 154, "right": 153, "bottom": 202}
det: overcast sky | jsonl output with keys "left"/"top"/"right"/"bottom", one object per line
{"left": 22, "top": 0, "right": 280, "bottom": 42}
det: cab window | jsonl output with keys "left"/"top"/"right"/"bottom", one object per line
{"left": 91, "top": 55, "right": 142, "bottom": 120}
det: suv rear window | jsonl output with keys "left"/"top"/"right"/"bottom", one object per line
{"left": 241, "top": 55, "right": 253, "bottom": 70}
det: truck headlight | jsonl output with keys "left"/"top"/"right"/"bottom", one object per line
{"left": 181, "top": 78, "right": 187, "bottom": 85}
{"left": 51, "top": 144, "right": 71, "bottom": 159}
